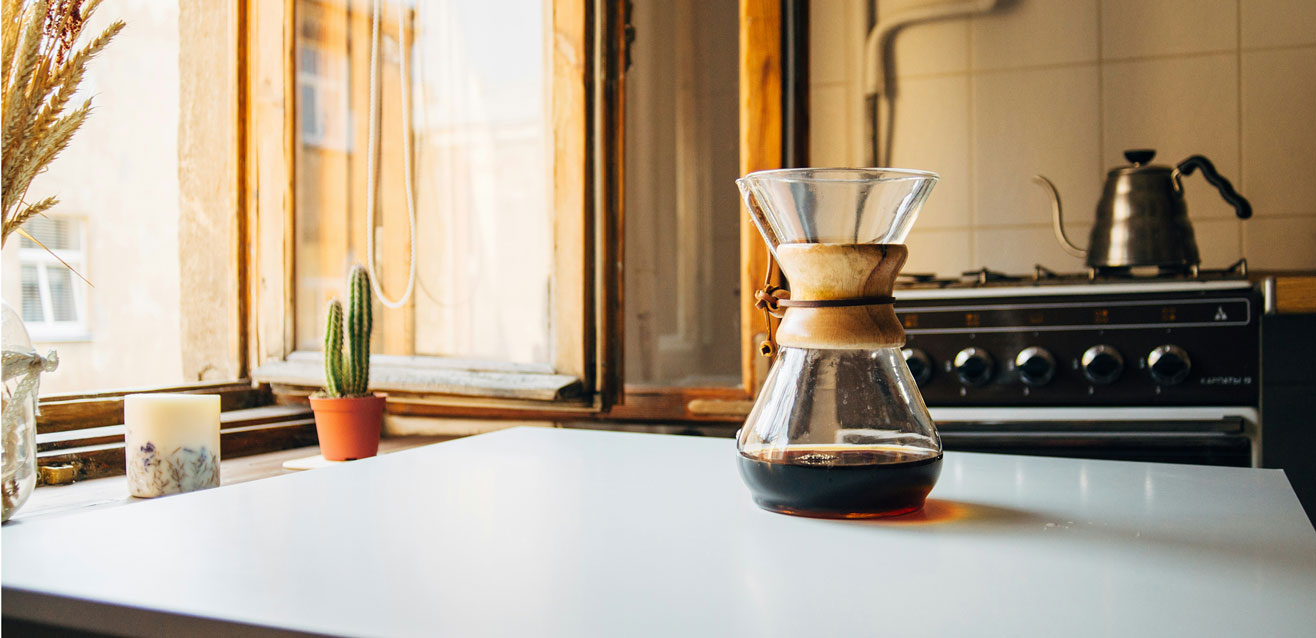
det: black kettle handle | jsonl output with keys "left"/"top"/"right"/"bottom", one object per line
{"left": 1177, "top": 155, "right": 1252, "bottom": 219}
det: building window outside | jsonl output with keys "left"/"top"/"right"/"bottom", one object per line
{"left": 18, "top": 217, "right": 88, "bottom": 341}
{"left": 296, "top": 44, "right": 350, "bottom": 151}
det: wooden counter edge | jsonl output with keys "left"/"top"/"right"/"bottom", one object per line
{"left": 1267, "top": 275, "right": 1316, "bottom": 315}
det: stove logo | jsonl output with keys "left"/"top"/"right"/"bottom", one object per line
{"left": 1199, "top": 376, "right": 1253, "bottom": 386}
{"left": 1213, "top": 306, "right": 1228, "bottom": 321}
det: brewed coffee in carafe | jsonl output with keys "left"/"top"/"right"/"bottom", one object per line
{"left": 735, "top": 168, "right": 942, "bottom": 518}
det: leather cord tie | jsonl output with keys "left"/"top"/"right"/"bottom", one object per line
{"left": 755, "top": 287, "right": 896, "bottom": 317}
{"left": 753, "top": 286, "right": 792, "bottom": 319}
{"left": 776, "top": 294, "right": 897, "bottom": 309}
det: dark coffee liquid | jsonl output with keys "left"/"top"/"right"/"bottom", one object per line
{"left": 738, "top": 445, "right": 942, "bottom": 518}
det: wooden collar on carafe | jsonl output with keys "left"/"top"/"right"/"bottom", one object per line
{"left": 756, "top": 244, "right": 907, "bottom": 355}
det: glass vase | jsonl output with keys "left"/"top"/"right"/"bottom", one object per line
{"left": 3, "top": 301, "right": 39, "bottom": 522}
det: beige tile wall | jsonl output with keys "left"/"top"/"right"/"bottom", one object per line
{"left": 811, "top": 0, "right": 1316, "bottom": 276}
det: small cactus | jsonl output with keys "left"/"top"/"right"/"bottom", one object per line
{"left": 323, "top": 265, "right": 373, "bottom": 397}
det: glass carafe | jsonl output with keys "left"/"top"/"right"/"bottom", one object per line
{"left": 735, "top": 168, "right": 941, "bottom": 518}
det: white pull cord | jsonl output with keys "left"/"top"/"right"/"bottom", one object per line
{"left": 365, "top": 0, "right": 417, "bottom": 309}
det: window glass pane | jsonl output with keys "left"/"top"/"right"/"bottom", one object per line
{"left": 299, "top": 83, "right": 321, "bottom": 140}
{"left": 47, "top": 267, "right": 78, "bottom": 322}
{"left": 20, "top": 265, "right": 44, "bottom": 323}
{"left": 624, "top": 1, "right": 741, "bottom": 386}
{"left": 294, "top": 0, "right": 552, "bottom": 366}
{"left": 1, "top": 1, "right": 182, "bottom": 394}
{"left": 17, "top": 216, "right": 78, "bottom": 250}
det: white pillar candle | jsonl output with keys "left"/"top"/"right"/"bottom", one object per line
{"left": 124, "top": 394, "right": 221, "bottom": 498}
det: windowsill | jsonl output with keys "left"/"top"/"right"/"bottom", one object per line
{"left": 27, "top": 330, "right": 92, "bottom": 344}
{"left": 10, "top": 435, "right": 452, "bottom": 523}
{"left": 254, "top": 351, "right": 583, "bottom": 402}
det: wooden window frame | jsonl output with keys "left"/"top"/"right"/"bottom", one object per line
{"left": 380, "top": 0, "right": 792, "bottom": 425}
{"left": 245, "top": 0, "right": 626, "bottom": 413}
{"left": 32, "top": 0, "right": 790, "bottom": 450}
{"left": 589, "top": 0, "right": 788, "bottom": 425}
{"left": 737, "top": 0, "right": 784, "bottom": 399}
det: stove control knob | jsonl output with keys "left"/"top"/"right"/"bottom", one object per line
{"left": 1081, "top": 345, "right": 1124, "bottom": 385}
{"left": 902, "top": 348, "right": 933, "bottom": 386}
{"left": 1147, "top": 345, "right": 1191, "bottom": 386}
{"left": 954, "top": 347, "right": 995, "bottom": 387}
{"left": 1014, "top": 347, "right": 1056, "bottom": 386}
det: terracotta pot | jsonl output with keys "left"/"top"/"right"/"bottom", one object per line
{"left": 309, "top": 394, "right": 385, "bottom": 461}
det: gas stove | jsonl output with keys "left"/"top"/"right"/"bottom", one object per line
{"left": 892, "top": 259, "right": 1261, "bottom": 467}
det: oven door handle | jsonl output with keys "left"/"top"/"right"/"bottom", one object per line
{"left": 935, "top": 417, "right": 1244, "bottom": 434}
{"left": 941, "top": 431, "right": 1247, "bottom": 445}
{"left": 938, "top": 430, "right": 1253, "bottom": 467}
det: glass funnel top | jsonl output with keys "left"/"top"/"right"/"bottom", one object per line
{"left": 737, "top": 168, "right": 938, "bottom": 249}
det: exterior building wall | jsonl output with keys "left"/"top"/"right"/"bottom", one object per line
{"left": 2, "top": 1, "right": 183, "bottom": 394}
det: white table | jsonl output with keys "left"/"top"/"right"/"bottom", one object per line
{"left": 4, "top": 427, "right": 1315, "bottom": 637}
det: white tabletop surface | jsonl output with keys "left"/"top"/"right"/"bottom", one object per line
{"left": 3, "top": 427, "right": 1315, "bottom": 637}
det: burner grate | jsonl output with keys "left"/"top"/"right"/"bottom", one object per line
{"left": 960, "top": 267, "right": 1023, "bottom": 285}
{"left": 895, "top": 259, "right": 1249, "bottom": 290}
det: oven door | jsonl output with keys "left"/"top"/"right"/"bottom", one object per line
{"left": 930, "top": 407, "right": 1259, "bottom": 468}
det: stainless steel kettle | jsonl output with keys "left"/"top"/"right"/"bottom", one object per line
{"left": 1034, "top": 149, "right": 1251, "bottom": 273}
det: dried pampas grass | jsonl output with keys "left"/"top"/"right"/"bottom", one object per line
{"left": 2, "top": 0, "right": 122, "bottom": 247}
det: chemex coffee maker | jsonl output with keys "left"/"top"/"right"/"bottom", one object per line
{"left": 735, "top": 168, "right": 942, "bottom": 518}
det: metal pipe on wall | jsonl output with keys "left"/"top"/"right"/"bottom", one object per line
{"left": 863, "top": 0, "right": 1000, "bottom": 166}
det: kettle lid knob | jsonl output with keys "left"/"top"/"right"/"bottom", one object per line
{"left": 1124, "top": 149, "right": 1156, "bottom": 165}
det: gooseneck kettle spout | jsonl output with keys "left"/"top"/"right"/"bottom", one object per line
{"left": 1032, "top": 174, "right": 1086, "bottom": 258}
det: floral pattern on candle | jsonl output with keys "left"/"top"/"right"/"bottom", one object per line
{"left": 123, "top": 393, "right": 221, "bottom": 499}
{"left": 127, "top": 441, "right": 219, "bottom": 498}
